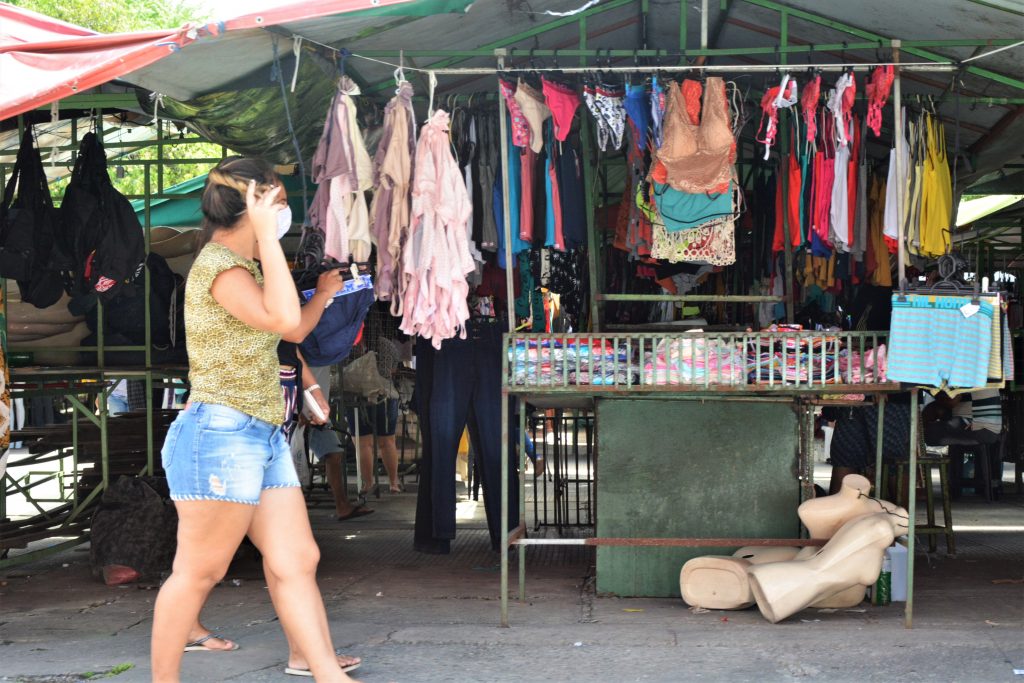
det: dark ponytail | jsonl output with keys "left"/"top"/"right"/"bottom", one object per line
{"left": 196, "top": 156, "right": 278, "bottom": 252}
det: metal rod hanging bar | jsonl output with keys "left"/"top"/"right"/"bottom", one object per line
{"left": 361, "top": 60, "right": 957, "bottom": 77}
{"left": 346, "top": 40, "right": 1024, "bottom": 59}
{"left": 597, "top": 294, "right": 784, "bottom": 302}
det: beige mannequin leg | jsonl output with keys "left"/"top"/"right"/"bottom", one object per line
{"left": 810, "top": 584, "right": 868, "bottom": 609}
{"left": 747, "top": 510, "right": 908, "bottom": 623}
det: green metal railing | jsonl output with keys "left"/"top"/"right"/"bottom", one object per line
{"left": 504, "top": 330, "right": 896, "bottom": 393}
{"left": 0, "top": 113, "right": 212, "bottom": 568}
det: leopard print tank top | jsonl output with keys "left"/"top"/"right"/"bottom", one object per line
{"left": 185, "top": 242, "right": 284, "bottom": 425}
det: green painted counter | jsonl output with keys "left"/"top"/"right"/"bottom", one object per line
{"left": 595, "top": 399, "right": 802, "bottom": 597}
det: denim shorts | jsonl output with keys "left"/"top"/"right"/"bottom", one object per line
{"left": 162, "top": 402, "right": 300, "bottom": 505}
{"left": 347, "top": 398, "right": 399, "bottom": 437}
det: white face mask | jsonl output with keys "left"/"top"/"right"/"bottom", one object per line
{"left": 276, "top": 206, "right": 293, "bottom": 240}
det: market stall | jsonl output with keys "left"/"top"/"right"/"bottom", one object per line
{"left": 1, "top": 0, "right": 1022, "bottom": 629}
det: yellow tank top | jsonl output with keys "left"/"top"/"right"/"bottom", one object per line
{"left": 919, "top": 113, "right": 951, "bottom": 258}
{"left": 185, "top": 243, "right": 283, "bottom": 425}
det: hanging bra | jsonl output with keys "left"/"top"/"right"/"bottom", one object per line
{"left": 657, "top": 77, "right": 735, "bottom": 194}
{"left": 866, "top": 65, "right": 894, "bottom": 137}
{"left": 801, "top": 73, "right": 821, "bottom": 145}
{"left": 583, "top": 81, "right": 626, "bottom": 151}
{"left": 650, "top": 76, "right": 667, "bottom": 148}
{"left": 513, "top": 78, "right": 551, "bottom": 154}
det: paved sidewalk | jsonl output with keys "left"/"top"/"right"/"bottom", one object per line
{"left": 2, "top": 485, "right": 1023, "bottom": 682}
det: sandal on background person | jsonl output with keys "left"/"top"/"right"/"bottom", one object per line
{"left": 337, "top": 505, "right": 375, "bottom": 521}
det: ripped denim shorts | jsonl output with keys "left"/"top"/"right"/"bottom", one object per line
{"left": 161, "top": 402, "right": 299, "bottom": 505}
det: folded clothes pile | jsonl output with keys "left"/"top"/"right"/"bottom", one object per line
{"left": 510, "top": 338, "right": 637, "bottom": 386}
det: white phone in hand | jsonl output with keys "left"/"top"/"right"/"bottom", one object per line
{"left": 305, "top": 389, "right": 326, "bottom": 421}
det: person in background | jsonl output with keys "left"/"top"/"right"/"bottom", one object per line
{"left": 304, "top": 362, "right": 376, "bottom": 519}
{"left": 348, "top": 304, "right": 404, "bottom": 495}
{"left": 107, "top": 380, "right": 129, "bottom": 415}
{"left": 825, "top": 392, "right": 913, "bottom": 496}
{"left": 924, "top": 389, "right": 1002, "bottom": 447}
{"left": 150, "top": 157, "right": 359, "bottom": 682}
{"left": 924, "top": 388, "right": 1003, "bottom": 495}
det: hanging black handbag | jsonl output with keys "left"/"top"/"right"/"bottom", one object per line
{"left": 0, "top": 131, "right": 68, "bottom": 308}
{"left": 61, "top": 132, "right": 144, "bottom": 302}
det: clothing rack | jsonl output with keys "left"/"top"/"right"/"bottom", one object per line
{"left": 489, "top": 47, "right": 937, "bottom": 631}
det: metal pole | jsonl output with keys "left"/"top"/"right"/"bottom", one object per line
{"left": 144, "top": 162, "right": 154, "bottom": 476}
{"left": 581, "top": 116, "right": 602, "bottom": 332}
{"left": 679, "top": 0, "right": 688, "bottom": 54}
{"left": 893, "top": 40, "right": 906, "bottom": 287}
{"left": 780, "top": 9, "right": 795, "bottom": 323}
{"left": 496, "top": 49, "right": 516, "bottom": 329}
{"left": 500, "top": 388, "right": 510, "bottom": 627}
{"left": 598, "top": 293, "right": 784, "bottom": 302}
{"left": 412, "top": 62, "right": 954, "bottom": 77}
{"left": 874, "top": 395, "right": 887, "bottom": 496}
{"left": 701, "top": 0, "right": 709, "bottom": 50}
{"left": 905, "top": 390, "right": 918, "bottom": 629}
{"left": 496, "top": 47, "right": 513, "bottom": 628}
{"left": 518, "top": 400, "right": 526, "bottom": 601}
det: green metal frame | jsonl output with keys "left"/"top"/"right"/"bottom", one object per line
{"left": 0, "top": 114, "right": 214, "bottom": 568}
{"left": 498, "top": 330, "right": 913, "bottom": 627}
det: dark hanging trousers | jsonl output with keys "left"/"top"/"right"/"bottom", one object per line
{"left": 413, "top": 321, "right": 520, "bottom": 553}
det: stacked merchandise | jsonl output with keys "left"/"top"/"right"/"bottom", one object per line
{"left": 642, "top": 334, "right": 744, "bottom": 385}
{"left": 510, "top": 330, "right": 887, "bottom": 388}
{"left": 746, "top": 333, "right": 841, "bottom": 384}
{"left": 509, "top": 338, "right": 637, "bottom": 386}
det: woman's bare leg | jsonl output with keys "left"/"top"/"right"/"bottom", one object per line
{"left": 247, "top": 487, "right": 354, "bottom": 682}
{"left": 152, "top": 501, "right": 255, "bottom": 682}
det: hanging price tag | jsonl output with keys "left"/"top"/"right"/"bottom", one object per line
{"left": 960, "top": 302, "right": 980, "bottom": 318}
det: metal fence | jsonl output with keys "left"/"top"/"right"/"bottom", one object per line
{"left": 505, "top": 330, "right": 892, "bottom": 392}
{"left": 527, "top": 409, "right": 594, "bottom": 531}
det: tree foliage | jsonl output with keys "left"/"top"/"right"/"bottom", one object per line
{"left": 7, "top": 0, "right": 207, "bottom": 33}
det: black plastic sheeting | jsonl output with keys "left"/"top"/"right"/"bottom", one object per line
{"left": 137, "top": 55, "right": 338, "bottom": 166}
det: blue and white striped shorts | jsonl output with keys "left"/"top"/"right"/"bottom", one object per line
{"left": 887, "top": 294, "right": 993, "bottom": 389}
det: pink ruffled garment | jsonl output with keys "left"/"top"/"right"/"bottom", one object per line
{"left": 399, "top": 110, "right": 475, "bottom": 349}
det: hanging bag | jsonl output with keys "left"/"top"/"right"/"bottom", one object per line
{"left": 0, "top": 131, "right": 68, "bottom": 308}
{"left": 61, "top": 132, "right": 145, "bottom": 302}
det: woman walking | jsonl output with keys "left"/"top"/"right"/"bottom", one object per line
{"left": 151, "top": 157, "right": 357, "bottom": 682}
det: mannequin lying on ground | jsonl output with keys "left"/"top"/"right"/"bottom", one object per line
{"left": 680, "top": 474, "right": 907, "bottom": 618}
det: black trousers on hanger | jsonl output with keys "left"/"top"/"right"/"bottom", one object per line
{"left": 413, "top": 337, "right": 449, "bottom": 554}
{"left": 413, "top": 322, "right": 520, "bottom": 553}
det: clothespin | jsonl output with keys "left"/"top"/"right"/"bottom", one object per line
{"left": 427, "top": 70, "right": 438, "bottom": 119}
{"left": 290, "top": 36, "right": 303, "bottom": 93}
{"left": 350, "top": 263, "right": 359, "bottom": 281}
{"left": 394, "top": 49, "right": 406, "bottom": 89}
